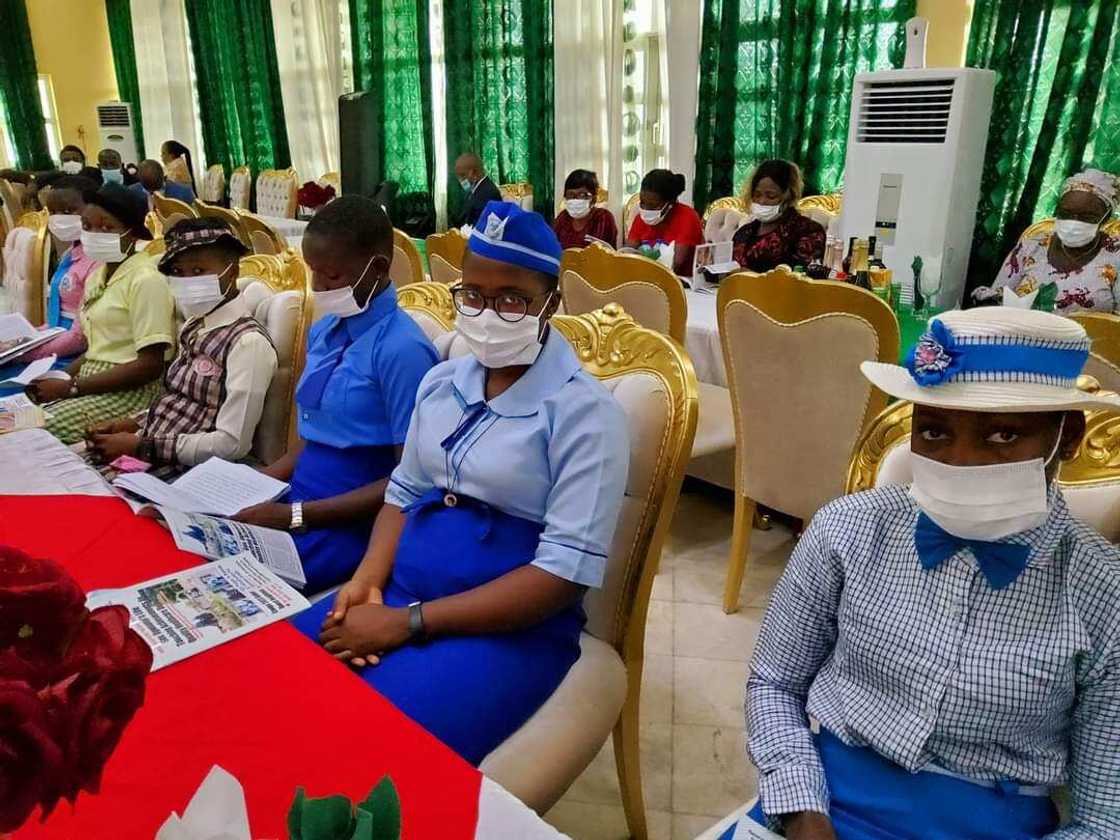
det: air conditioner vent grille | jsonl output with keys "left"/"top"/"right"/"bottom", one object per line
{"left": 97, "top": 104, "right": 132, "bottom": 128}
{"left": 856, "top": 79, "right": 953, "bottom": 144}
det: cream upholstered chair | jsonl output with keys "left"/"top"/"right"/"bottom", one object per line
{"left": 704, "top": 206, "right": 748, "bottom": 244}
{"left": 229, "top": 166, "right": 252, "bottom": 211}
{"left": 201, "top": 164, "right": 226, "bottom": 204}
{"left": 238, "top": 212, "right": 289, "bottom": 256}
{"left": 256, "top": 168, "right": 299, "bottom": 219}
{"left": 389, "top": 229, "right": 425, "bottom": 288}
{"left": 416, "top": 304, "right": 698, "bottom": 840}
{"left": 425, "top": 228, "right": 468, "bottom": 285}
{"left": 712, "top": 268, "right": 899, "bottom": 612}
{"left": 701, "top": 195, "right": 747, "bottom": 223}
{"left": 398, "top": 279, "right": 457, "bottom": 343}
{"left": 1070, "top": 312, "right": 1120, "bottom": 394}
{"left": 235, "top": 250, "right": 312, "bottom": 463}
{"left": 621, "top": 193, "right": 642, "bottom": 242}
{"left": 0, "top": 179, "right": 21, "bottom": 240}
{"left": 560, "top": 242, "right": 687, "bottom": 343}
{"left": 194, "top": 200, "right": 250, "bottom": 247}
{"left": 499, "top": 181, "right": 534, "bottom": 211}
{"left": 797, "top": 192, "right": 843, "bottom": 230}
{"left": 153, "top": 193, "right": 199, "bottom": 233}
{"left": 319, "top": 171, "right": 341, "bottom": 193}
{"left": 2, "top": 211, "right": 49, "bottom": 324}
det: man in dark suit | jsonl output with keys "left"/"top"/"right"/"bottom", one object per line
{"left": 454, "top": 152, "right": 502, "bottom": 228}
{"left": 130, "top": 159, "right": 195, "bottom": 207}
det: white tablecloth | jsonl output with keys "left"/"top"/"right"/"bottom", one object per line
{"left": 684, "top": 287, "right": 725, "bottom": 387}
{"left": 255, "top": 215, "right": 308, "bottom": 253}
{"left": 0, "top": 428, "right": 113, "bottom": 496}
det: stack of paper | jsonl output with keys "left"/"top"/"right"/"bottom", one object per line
{"left": 0, "top": 429, "right": 112, "bottom": 495}
{"left": 113, "top": 458, "right": 289, "bottom": 517}
{"left": 0, "top": 313, "right": 64, "bottom": 365}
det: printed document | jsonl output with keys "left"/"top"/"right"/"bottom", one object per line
{"left": 113, "top": 458, "right": 289, "bottom": 517}
{"left": 0, "top": 429, "right": 112, "bottom": 495}
{"left": 0, "top": 314, "right": 63, "bottom": 365}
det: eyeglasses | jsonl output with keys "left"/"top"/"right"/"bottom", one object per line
{"left": 451, "top": 285, "right": 548, "bottom": 323}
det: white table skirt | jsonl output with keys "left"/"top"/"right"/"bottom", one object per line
{"left": 255, "top": 215, "right": 308, "bottom": 253}
{"left": 684, "top": 288, "right": 725, "bottom": 387}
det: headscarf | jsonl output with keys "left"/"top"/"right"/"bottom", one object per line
{"left": 1061, "top": 168, "right": 1119, "bottom": 213}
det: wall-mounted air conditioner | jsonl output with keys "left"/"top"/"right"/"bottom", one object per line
{"left": 96, "top": 101, "right": 139, "bottom": 166}
{"left": 837, "top": 68, "right": 996, "bottom": 307}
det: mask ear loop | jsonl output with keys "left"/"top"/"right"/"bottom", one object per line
{"left": 535, "top": 290, "right": 556, "bottom": 343}
{"left": 1043, "top": 416, "right": 1067, "bottom": 469}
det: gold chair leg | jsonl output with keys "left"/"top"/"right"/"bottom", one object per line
{"left": 753, "top": 508, "right": 771, "bottom": 531}
{"left": 724, "top": 495, "right": 757, "bottom": 614}
{"left": 613, "top": 687, "right": 648, "bottom": 840}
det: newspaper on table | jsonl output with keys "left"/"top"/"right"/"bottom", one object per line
{"left": 160, "top": 507, "right": 306, "bottom": 589}
{"left": 730, "top": 814, "right": 782, "bottom": 840}
{"left": 86, "top": 553, "right": 310, "bottom": 671}
{"left": 113, "top": 457, "right": 289, "bottom": 517}
{"left": 0, "top": 428, "right": 112, "bottom": 495}
{"left": 0, "top": 313, "right": 64, "bottom": 365}
{"left": 0, "top": 393, "right": 48, "bottom": 434}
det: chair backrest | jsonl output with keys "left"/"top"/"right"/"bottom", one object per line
{"left": 1022, "top": 217, "right": 1120, "bottom": 240}
{"left": 560, "top": 242, "right": 687, "bottom": 342}
{"left": 194, "top": 200, "right": 250, "bottom": 247}
{"left": 319, "top": 171, "right": 341, "bottom": 193}
{"left": 390, "top": 229, "right": 425, "bottom": 288}
{"left": 398, "top": 280, "right": 457, "bottom": 343}
{"left": 238, "top": 212, "right": 289, "bottom": 256}
{"left": 499, "top": 181, "right": 533, "bottom": 211}
{"left": 235, "top": 250, "right": 313, "bottom": 464}
{"left": 153, "top": 193, "right": 199, "bottom": 230}
{"left": 796, "top": 193, "right": 843, "bottom": 231}
{"left": 256, "top": 168, "right": 299, "bottom": 219}
{"left": 1070, "top": 312, "right": 1120, "bottom": 394}
{"left": 719, "top": 267, "right": 899, "bottom": 520}
{"left": 0, "top": 180, "right": 20, "bottom": 236}
{"left": 2, "top": 212, "right": 49, "bottom": 324}
{"left": 702, "top": 195, "right": 747, "bottom": 223}
{"left": 621, "top": 193, "right": 642, "bottom": 241}
{"left": 229, "top": 167, "right": 252, "bottom": 210}
{"left": 201, "top": 164, "right": 226, "bottom": 204}
{"left": 847, "top": 396, "right": 1120, "bottom": 542}
{"left": 705, "top": 206, "right": 748, "bottom": 244}
{"left": 425, "top": 228, "right": 467, "bottom": 276}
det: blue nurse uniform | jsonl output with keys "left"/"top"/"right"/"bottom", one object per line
{"left": 293, "top": 327, "right": 630, "bottom": 764}
{"left": 287, "top": 284, "right": 438, "bottom": 593}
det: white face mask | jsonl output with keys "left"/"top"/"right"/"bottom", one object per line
{"left": 638, "top": 205, "right": 668, "bottom": 226}
{"left": 60, "top": 160, "right": 83, "bottom": 175}
{"left": 751, "top": 202, "right": 783, "bottom": 223}
{"left": 81, "top": 230, "right": 130, "bottom": 263}
{"left": 456, "top": 294, "right": 554, "bottom": 368}
{"left": 1055, "top": 218, "right": 1101, "bottom": 249}
{"left": 48, "top": 214, "right": 83, "bottom": 242}
{"left": 909, "top": 419, "right": 1064, "bottom": 541}
{"left": 168, "top": 265, "right": 233, "bottom": 320}
{"left": 565, "top": 198, "right": 591, "bottom": 219}
{"left": 312, "top": 254, "right": 380, "bottom": 319}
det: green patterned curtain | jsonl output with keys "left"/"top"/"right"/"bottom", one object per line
{"left": 0, "top": 0, "right": 51, "bottom": 170}
{"left": 967, "top": 0, "right": 1120, "bottom": 288}
{"left": 184, "top": 0, "right": 291, "bottom": 178}
{"left": 349, "top": 0, "right": 434, "bottom": 198}
{"left": 105, "top": 0, "right": 145, "bottom": 160}
{"left": 443, "top": 0, "right": 554, "bottom": 222}
{"left": 694, "top": 0, "right": 914, "bottom": 212}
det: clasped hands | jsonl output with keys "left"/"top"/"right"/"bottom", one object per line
{"left": 318, "top": 575, "right": 412, "bottom": 668}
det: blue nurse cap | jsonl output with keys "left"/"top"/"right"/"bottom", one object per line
{"left": 467, "top": 201, "right": 562, "bottom": 277}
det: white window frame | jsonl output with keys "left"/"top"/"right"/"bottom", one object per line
{"left": 38, "top": 74, "right": 62, "bottom": 165}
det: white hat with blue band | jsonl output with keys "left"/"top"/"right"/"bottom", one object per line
{"left": 861, "top": 308, "right": 1120, "bottom": 412}
{"left": 467, "top": 201, "right": 562, "bottom": 277}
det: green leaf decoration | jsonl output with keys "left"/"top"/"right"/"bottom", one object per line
{"left": 300, "top": 793, "right": 355, "bottom": 839}
{"left": 351, "top": 808, "right": 374, "bottom": 840}
{"left": 358, "top": 775, "right": 401, "bottom": 840}
{"left": 1034, "top": 282, "right": 1058, "bottom": 312}
{"left": 288, "top": 787, "right": 307, "bottom": 840}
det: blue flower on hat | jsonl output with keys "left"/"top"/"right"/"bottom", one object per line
{"left": 906, "top": 319, "right": 963, "bottom": 386}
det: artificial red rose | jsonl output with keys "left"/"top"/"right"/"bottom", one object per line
{"left": 0, "top": 546, "right": 88, "bottom": 666}
{"left": 45, "top": 605, "right": 153, "bottom": 799}
{"left": 297, "top": 180, "right": 336, "bottom": 209}
{"left": 0, "top": 679, "right": 66, "bottom": 832}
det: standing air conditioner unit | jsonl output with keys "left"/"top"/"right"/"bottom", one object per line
{"left": 96, "top": 101, "right": 139, "bottom": 166}
{"left": 837, "top": 68, "right": 996, "bottom": 308}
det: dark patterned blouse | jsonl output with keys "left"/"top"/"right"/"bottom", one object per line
{"left": 731, "top": 210, "right": 826, "bottom": 272}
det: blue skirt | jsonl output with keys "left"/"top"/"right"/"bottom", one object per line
{"left": 726, "top": 730, "right": 1058, "bottom": 839}
{"left": 286, "top": 440, "right": 397, "bottom": 593}
{"left": 292, "top": 490, "right": 585, "bottom": 765}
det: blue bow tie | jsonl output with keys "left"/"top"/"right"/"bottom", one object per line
{"left": 914, "top": 513, "right": 1031, "bottom": 590}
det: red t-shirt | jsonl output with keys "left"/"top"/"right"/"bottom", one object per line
{"left": 553, "top": 207, "right": 619, "bottom": 250}
{"left": 627, "top": 202, "right": 705, "bottom": 248}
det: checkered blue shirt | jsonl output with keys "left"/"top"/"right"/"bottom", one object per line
{"left": 747, "top": 485, "right": 1120, "bottom": 838}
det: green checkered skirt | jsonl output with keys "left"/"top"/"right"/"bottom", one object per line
{"left": 44, "top": 359, "right": 161, "bottom": 444}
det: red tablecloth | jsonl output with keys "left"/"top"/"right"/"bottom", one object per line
{"left": 2, "top": 496, "right": 482, "bottom": 839}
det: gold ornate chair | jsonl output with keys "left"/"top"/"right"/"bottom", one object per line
{"left": 621, "top": 193, "right": 642, "bottom": 241}
{"left": 702, "top": 195, "right": 748, "bottom": 223}
{"left": 704, "top": 204, "right": 749, "bottom": 244}
{"left": 2, "top": 210, "right": 49, "bottom": 324}
{"left": 194, "top": 200, "right": 250, "bottom": 247}
{"left": 319, "top": 171, "right": 341, "bottom": 193}
{"left": 1021, "top": 217, "right": 1120, "bottom": 240}
{"left": 201, "top": 164, "right": 226, "bottom": 205}
{"left": 846, "top": 389, "right": 1120, "bottom": 542}
{"left": 398, "top": 280, "right": 457, "bottom": 343}
{"left": 256, "top": 168, "right": 300, "bottom": 219}
{"left": 229, "top": 166, "right": 252, "bottom": 211}
{"left": 710, "top": 267, "right": 899, "bottom": 612}
{"left": 0, "top": 179, "right": 21, "bottom": 242}
{"left": 238, "top": 212, "right": 289, "bottom": 256}
{"left": 425, "top": 228, "right": 468, "bottom": 285}
{"left": 153, "top": 193, "right": 199, "bottom": 233}
{"left": 1070, "top": 313, "right": 1120, "bottom": 394}
{"left": 499, "top": 181, "right": 534, "bottom": 211}
{"left": 235, "top": 250, "right": 313, "bottom": 463}
{"left": 560, "top": 242, "right": 687, "bottom": 343}
{"left": 796, "top": 192, "right": 843, "bottom": 229}
{"left": 389, "top": 229, "right": 425, "bottom": 288}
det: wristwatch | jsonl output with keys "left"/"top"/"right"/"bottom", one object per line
{"left": 135, "top": 437, "right": 155, "bottom": 463}
{"left": 407, "top": 601, "right": 426, "bottom": 640}
{"left": 289, "top": 501, "right": 307, "bottom": 534}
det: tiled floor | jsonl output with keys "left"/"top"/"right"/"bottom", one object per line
{"left": 544, "top": 482, "right": 797, "bottom": 840}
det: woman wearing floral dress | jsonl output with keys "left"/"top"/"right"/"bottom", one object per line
{"left": 983, "top": 168, "right": 1120, "bottom": 314}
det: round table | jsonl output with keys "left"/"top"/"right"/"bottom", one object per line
{"left": 255, "top": 215, "right": 308, "bottom": 253}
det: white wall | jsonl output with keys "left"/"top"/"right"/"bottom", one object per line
{"left": 664, "top": 0, "right": 703, "bottom": 197}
